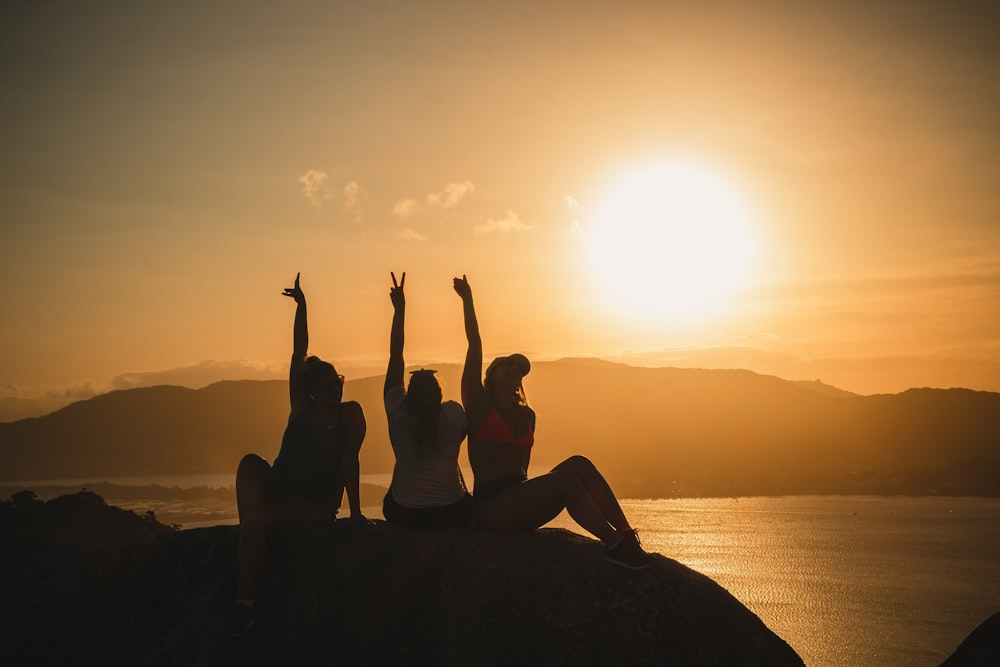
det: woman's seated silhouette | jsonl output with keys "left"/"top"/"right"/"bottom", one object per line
{"left": 381, "top": 272, "right": 474, "bottom": 528}
{"left": 232, "top": 273, "right": 367, "bottom": 628}
{"left": 453, "top": 274, "right": 653, "bottom": 569}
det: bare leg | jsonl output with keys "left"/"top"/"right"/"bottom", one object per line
{"left": 236, "top": 454, "right": 275, "bottom": 602}
{"left": 476, "top": 470, "right": 619, "bottom": 544}
{"left": 551, "top": 456, "right": 632, "bottom": 534}
{"left": 236, "top": 455, "right": 331, "bottom": 601}
{"left": 237, "top": 454, "right": 275, "bottom": 521}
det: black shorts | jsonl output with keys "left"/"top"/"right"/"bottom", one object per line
{"left": 473, "top": 475, "right": 528, "bottom": 504}
{"left": 382, "top": 490, "right": 475, "bottom": 529}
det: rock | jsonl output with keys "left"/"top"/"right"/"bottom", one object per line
{"left": 940, "top": 612, "right": 1000, "bottom": 667}
{"left": 1, "top": 492, "right": 803, "bottom": 666}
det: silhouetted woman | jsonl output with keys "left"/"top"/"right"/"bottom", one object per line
{"left": 232, "top": 273, "right": 367, "bottom": 628}
{"left": 382, "top": 271, "right": 474, "bottom": 528}
{"left": 453, "top": 274, "right": 652, "bottom": 569}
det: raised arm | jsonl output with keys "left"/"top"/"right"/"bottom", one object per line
{"left": 384, "top": 271, "right": 406, "bottom": 395}
{"left": 453, "top": 275, "right": 487, "bottom": 419}
{"left": 281, "top": 272, "right": 310, "bottom": 412}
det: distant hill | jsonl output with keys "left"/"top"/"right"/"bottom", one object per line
{"left": 0, "top": 396, "right": 72, "bottom": 422}
{"left": 1, "top": 361, "right": 998, "bottom": 497}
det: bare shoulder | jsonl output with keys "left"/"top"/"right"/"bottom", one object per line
{"left": 342, "top": 400, "right": 366, "bottom": 424}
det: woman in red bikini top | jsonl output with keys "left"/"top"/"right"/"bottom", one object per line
{"left": 453, "top": 275, "right": 653, "bottom": 570}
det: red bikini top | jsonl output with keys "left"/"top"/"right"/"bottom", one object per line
{"left": 472, "top": 407, "right": 534, "bottom": 452}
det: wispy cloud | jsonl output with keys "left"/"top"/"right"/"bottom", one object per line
{"left": 343, "top": 180, "right": 368, "bottom": 222}
{"left": 298, "top": 169, "right": 333, "bottom": 207}
{"left": 112, "top": 360, "right": 285, "bottom": 390}
{"left": 395, "top": 227, "right": 429, "bottom": 241}
{"left": 474, "top": 210, "right": 532, "bottom": 235}
{"left": 392, "top": 180, "right": 476, "bottom": 223}
{"left": 427, "top": 180, "right": 475, "bottom": 208}
{"left": 566, "top": 195, "right": 581, "bottom": 233}
{"left": 46, "top": 381, "right": 99, "bottom": 401}
{"left": 392, "top": 197, "right": 420, "bottom": 219}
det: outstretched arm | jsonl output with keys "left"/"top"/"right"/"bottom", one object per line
{"left": 453, "top": 275, "right": 487, "bottom": 420}
{"left": 282, "top": 273, "right": 309, "bottom": 412}
{"left": 385, "top": 271, "right": 406, "bottom": 395}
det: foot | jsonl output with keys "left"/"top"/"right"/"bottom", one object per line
{"left": 603, "top": 529, "right": 654, "bottom": 570}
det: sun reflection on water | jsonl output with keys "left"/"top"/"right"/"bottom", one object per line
{"left": 545, "top": 496, "right": 1000, "bottom": 667}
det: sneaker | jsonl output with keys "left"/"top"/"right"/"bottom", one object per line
{"left": 603, "top": 529, "right": 655, "bottom": 570}
{"left": 220, "top": 601, "right": 256, "bottom": 640}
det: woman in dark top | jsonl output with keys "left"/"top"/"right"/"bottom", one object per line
{"left": 233, "top": 273, "right": 367, "bottom": 618}
{"left": 453, "top": 274, "right": 652, "bottom": 569}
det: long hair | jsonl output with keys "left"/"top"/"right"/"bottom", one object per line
{"left": 405, "top": 371, "right": 443, "bottom": 458}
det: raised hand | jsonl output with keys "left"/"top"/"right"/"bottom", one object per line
{"left": 389, "top": 271, "right": 406, "bottom": 309}
{"left": 282, "top": 272, "right": 305, "bottom": 304}
{"left": 452, "top": 274, "right": 472, "bottom": 300}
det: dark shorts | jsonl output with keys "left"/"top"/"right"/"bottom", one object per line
{"left": 473, "top": 475, "right": 528, "bottom": 504}
{"left": 382, "top": 490, "right": 475, "bottom": 529}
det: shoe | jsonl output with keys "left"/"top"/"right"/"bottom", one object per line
{"left": 220, "top": 601, "right": 256, "bottom": 640}
{"left": 603, "top": 529, "right": 655, "bottom": 570}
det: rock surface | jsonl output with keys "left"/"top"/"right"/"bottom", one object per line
{"left": 940, "top": 612, "right": 1000, "bottom": 667}
{"left": 1, "top": 491, "right": 804, "bottom": 666}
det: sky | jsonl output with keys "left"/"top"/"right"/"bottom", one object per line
{"left": 2, "top": 0, "right": 999, "bottom": 403}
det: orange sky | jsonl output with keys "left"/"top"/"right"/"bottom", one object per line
{"left": 2, "top": 0, "right": 999, "bottom": 402}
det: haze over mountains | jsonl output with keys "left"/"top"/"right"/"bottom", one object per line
{"left": 1, "top": 359, "right": 997, "bottom": 498}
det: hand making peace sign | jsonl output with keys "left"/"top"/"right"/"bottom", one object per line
{"left": 389, "top": 271, "right": 406, "bottom": 309}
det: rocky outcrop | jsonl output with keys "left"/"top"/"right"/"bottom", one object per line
{"left": 0, "top": 491, "right": 803, "bottom": 666}
{"left": 940, "top": 612, "right": 1000, "bottom": 667}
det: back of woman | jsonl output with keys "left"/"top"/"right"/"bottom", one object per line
{"left": 382, "top": 272, "right": 474, "bottom": 529}
{"left": 272, "top": 401, "right": 347, "bottom": 504}
{"left": 385, "top": 382, "right": 468, "bottom": 507}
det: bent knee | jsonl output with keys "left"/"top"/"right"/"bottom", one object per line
{"left": 557, "top": 455, "right": 595, "bottom": 474}
{"left": 238, "top": 453, "right": 270, "bottom": 475}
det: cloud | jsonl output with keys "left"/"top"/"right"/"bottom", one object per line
{"left": 392, "top": 197, "right": 420, "bottom": 219}
{"left": 474, "top": 210, "right": 532, "bottom": 235}
{"left": 111, "top": 360, "right": 286, "bottom": 391}
{"left": 343, "top": 180, "right": 368, "bottom": 222}
{"left": 427, "top": 180, "right": 475, "bottom": 208}
{"left": 298, "top": 169, "right": 333, "bottom": 207}
{"left": 46, "top": 381, "right": 99, "bottom": 400}
{"left": 395, "top": 227, "right": 429, "bottom": 241}
{"left": 393, "top": 180, "right": 475, "bottom": 220}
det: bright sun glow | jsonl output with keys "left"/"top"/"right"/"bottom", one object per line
{"left": 584, "top": 161, "right": 758, "bottom": 324}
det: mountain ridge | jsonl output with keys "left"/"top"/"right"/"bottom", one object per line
{"left": 1, "top": 360, "right": 997, "bottom": 497}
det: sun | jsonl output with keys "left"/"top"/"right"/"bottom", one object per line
{"left": 583, "top": 160, "right": 758, "bottom": 324}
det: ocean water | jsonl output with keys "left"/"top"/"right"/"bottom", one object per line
{"left": 8, "top": 474, "right": 998, "bottom": 667}
{"left": 546, "top": 496, "right": 1000, "bottom": 667}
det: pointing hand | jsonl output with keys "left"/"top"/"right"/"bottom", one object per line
{"left": 282, "top": 272, "right": 305, "bottom": 304}
{"left": 452, "top": 274, "right": 472, "bottom": 300}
